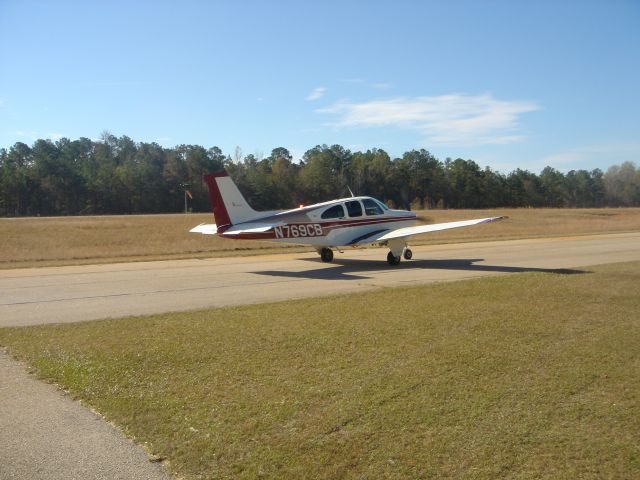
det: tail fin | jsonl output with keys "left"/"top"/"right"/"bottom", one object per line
{"left": 203, "top": 171, "right": 260, "bottom": 231}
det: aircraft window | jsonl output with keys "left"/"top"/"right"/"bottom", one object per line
{"left": 321, "top": 204, "right": 345, "bottom": 219}
{"left": 363, "top": 198, "right": 383, "bottom": 216}
{"left": 375, "top": 199, "right": 389, "bottom": 211}
{"left": 345, "top": 200, "right": 363, "bottom": 217}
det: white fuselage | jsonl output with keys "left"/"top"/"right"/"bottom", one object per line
{"left": 221, "top": 196, "right": 417, "bottom": 248}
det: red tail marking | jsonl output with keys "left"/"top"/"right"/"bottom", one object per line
{"left": 204, "top": 172, "right": 232, "bottom": 232}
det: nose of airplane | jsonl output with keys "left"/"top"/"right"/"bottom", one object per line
{"left": 391, "top": 208, "right": 417, "bottom": 219}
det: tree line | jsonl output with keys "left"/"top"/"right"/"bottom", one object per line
{"left": 1, "top": 133, "right": 639, "bottom": 216}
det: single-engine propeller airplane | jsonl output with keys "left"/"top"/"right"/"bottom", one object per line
{"left": 190, "top": 171, "right": 505, "bottom": 265}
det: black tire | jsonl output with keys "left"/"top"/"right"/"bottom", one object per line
{"left": 387, "top": 251, "right": 401, "bottom": 266}
{"left": 320, "top": 247, "right": 334, "bottom": 263}
{"left": 403, "top": 248, "right": 413, "bottom": 260}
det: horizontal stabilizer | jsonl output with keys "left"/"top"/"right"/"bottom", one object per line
{"left": 224, "top": 222, "right": 282, "bottom": 235}
{"left": 189, "top": 223, "right": 218, "bottom": 235}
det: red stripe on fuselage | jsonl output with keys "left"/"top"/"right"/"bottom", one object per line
{"left": 319, "top": 216, "right": 411, "bottom": 230}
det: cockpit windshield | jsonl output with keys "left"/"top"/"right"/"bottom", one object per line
{"left": 374, "top": 199, "right": 389, "bottom": 211}
{"left": 362, "top": 198, "right": 383, "bottom": 216}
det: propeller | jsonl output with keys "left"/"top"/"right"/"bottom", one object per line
{"left": 415, "top": 214, "right": 433, "bottom": 224}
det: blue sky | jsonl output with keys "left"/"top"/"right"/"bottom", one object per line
{"left": 1, "top": 0, "right": 638, "bottom": 173}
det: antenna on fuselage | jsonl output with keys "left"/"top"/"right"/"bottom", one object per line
{"left": 347, "top": 186, "right": 355, "bottom": 197}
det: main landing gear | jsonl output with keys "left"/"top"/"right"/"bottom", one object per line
{"left": 319, "top": 247, "right": 334, "bottom": 263}
{"left": 387, "top": 248, "right": 412, "bottom": 265}
{"left": 387, "top": 251, "right": 401, "bottom": 265}
{"left": 385, "top": 236, "right": 413, "bottom": 265}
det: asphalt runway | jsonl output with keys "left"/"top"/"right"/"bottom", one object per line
{"left": 2, "top": 232, "right": 640, "bottom": 328}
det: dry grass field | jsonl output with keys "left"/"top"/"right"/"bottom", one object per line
{"left": 1, "top": 261, "right": 638, "bottom": 479}
{"left": 1, "top": 208, "right": 639, "bottom": 268}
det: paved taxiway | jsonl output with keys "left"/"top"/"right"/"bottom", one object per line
{"left": 2, "top": 232, "right": 640, "bottom": 328}
{"left": 0, "top": 350, "right": 171, "bottom": 480}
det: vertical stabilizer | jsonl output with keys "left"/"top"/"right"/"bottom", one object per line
{"left": 203, "top": 172, "right": 260, "bottom": 231}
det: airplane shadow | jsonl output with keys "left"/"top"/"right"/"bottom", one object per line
{"left": 253, "top": 258, "right": 590, "bottom": 281}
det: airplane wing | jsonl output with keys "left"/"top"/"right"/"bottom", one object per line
{"left": 189, "top": 223, "right": 218, "bottom": 235}
{"left": 354, "top": 216, "right": 506, "bottom": 244}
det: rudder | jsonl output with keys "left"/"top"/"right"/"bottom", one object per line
{"left": 203, "top": 172, "right": 259, "bottom": 231}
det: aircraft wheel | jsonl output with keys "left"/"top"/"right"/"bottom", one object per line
{"left": 403, "top": 248, "right": 413, "bottom": 260}
{"left": 387, "top": 251, "right": 401, "bottom": 266}
{"left": 320, "top": 247, "right": 334, "bottom": 263}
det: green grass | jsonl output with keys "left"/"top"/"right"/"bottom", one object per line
{"left": 1, "top": 262, "right": 639, "bottom": 479}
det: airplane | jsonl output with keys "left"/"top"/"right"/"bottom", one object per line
{"left": 190, "top": 171, "right": 505, "bottom": 265}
